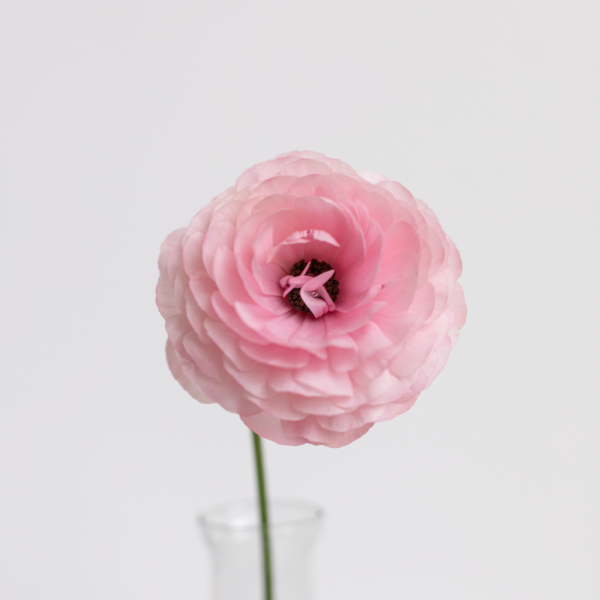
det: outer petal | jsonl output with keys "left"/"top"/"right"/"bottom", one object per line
{"left": 166, "top": 340, "right": 212, "bottom": 404}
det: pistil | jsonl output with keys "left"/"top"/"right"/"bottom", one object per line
{"left": 280, "top": 259, "right": 339, "bottom": 318}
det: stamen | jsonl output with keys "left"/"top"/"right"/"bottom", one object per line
{"left": 279, "top": 259, "right": 340, "bottom": 318}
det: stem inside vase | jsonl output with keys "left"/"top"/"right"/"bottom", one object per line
{"left": 200, "top": 498, "right": 323, "bottom": 600}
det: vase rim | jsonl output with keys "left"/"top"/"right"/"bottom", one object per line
{"left": 198, "top": 497, "right": 324, "bottom": 533}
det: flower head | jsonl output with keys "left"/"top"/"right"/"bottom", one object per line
{"left": 156, "top": 151, "right": 466, "bottom": 447}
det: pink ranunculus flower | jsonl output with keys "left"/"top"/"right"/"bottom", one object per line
{"left": 156, "top": 151, "right": 466, "bottom": 448}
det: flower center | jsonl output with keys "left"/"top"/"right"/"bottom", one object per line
{"left": 279, "top": 259, "right": 339, "bottom": 319}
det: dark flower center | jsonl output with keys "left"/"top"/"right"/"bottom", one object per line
{"left": 286, "top": 259, "right": 339, "bottom": 313}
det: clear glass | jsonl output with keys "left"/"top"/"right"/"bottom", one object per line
{"left": 199, "top": 498, "right": 323, "bottom": 600}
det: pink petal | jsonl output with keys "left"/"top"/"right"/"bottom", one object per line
{"left": 201, "top": 201, "right": 244, "bottom": 280}
{"left": 184, "top": 288, "right": 212, "bottom": 345}
{"left": 267, "top": 369, "right": 334, "bottom": 398}
{"left": 223, "top": 358, "right": 273, "bottom": 400}
{"left": 375, "top": 393, "right": 420, "bottom": 422}
{"left": 251, "top": 177, "right": 298, "bottom": 198}
{"left": 188, "top": 272, "right": 218, "bottom": 319}
{"left": 165, "top": 340, "right": 212, "bottom": 404}
{"left": 247, "top": 390, "right": 307, "bottom": 421}
{"left": 203, "top": 318, "right": 255, "bottom": 373}
{"left": 281, "top": 416, "right": 373, "bottom": 447}
{"left": 241, "top": 412, "right": 305, "bottom": 446}
{"left": 181, "top": 231, "right": 207, "bottom": 279}
{"left": 182, "top": 330, "right": 230, "bottom": 383}
{"left": 268, "top": 229, "right": 340, "bottom": 263}
{"left": 334, "top": 231, "right": 383, "bottom": 312}
{"left": 212, "top": 246, "right": 254, "bottom": 306}
{"left": 292, "top": 356, "right": 354, "bottom": 397}
{"left": 357, "top": 170, "right": 388, "bottom": 185}
{"left": 323, "top": 301, "right": 386, "bottom": 335}
{"left": 239, "top": 339, "right": 311, "bottom": 369}
{"left": 288, "top": 394, "right": 350, "bottom": 416}
{"left": 211, "top": 292, "right": 270, "bottom": 346}
{"left": 377, "top": 179, "right": 415, "bottom": 204}
{"left": 316, "top": 404, "right": 387, "bottom": 433}
{"left": 279, "top": 158, "right": 333, "bottom": 177}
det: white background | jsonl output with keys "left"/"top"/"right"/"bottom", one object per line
{"left": 1, "top": 1, "right": 599, "bottom": 598}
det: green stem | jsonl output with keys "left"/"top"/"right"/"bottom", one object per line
{"left": 252, "top": 432, "right": 273, "bottom": 600}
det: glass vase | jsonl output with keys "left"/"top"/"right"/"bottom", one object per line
{"left": 199, "top": 498, "right": 323, "bottom": 600}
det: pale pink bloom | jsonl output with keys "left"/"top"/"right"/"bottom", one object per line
{"left": 156, "top": 151, "right": 466, "bottom": 447}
